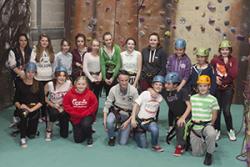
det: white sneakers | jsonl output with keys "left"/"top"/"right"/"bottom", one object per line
{"left": 215, "top": 130, "right": 220, "bottom": 141}
{"left": 45, "top": 131, "right": 52, "bottom": 142}
{"left": 20, "top": 138, "right": 27, "bottom": 148}
{"left": 228, "top": 129, "right": 236, "bottom": 141}
{"left": 215, "top": 129, "right": 236, "bottom": 141}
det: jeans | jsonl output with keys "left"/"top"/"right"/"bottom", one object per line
{"left": 106, "top": 112, "right": 131, "bottom": 145}
{"left": 215, "top": 87, "right": 234, "bottom": 131}
{"left": 134, "top": 121, "right": 159, "bottom": 148}
{"left": 72, "top": 116, "right": 93, "bottom": 143}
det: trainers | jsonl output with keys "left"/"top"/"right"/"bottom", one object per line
{"left": 166, "top": 126, "right": 174, "bottom": 135}
{"left": 45, "top": 131, "right": 52, "bottom": 142}
{"left": 203, "top": 152, "right": 212, "bottom": 166}
{"left": 87, "top": 137, "right": 93, "bottom": 147}
{"left": 152, "top": 145, "right": 164, "bottom": 152}
{"left": 173, "top": 145, "right": 185, "bottom": 156}
{"left": 20, "top": 138, "right": 27, "bottom": 148}
{"left": 91, "top": 126, "right": 96, "bottom": 133}
{"left": 215, "top": 130, "right": 220, "bottom": 141}
{"left": 228, "top": 129, "right": 236, "bottom": 141}
{"left": 108, "top": 137, "right": 116, "bottom": 146}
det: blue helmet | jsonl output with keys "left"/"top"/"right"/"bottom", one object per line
{"left": 55, "top": 66, "right": 67, "bottom": 73}
{"left": 175, "top": 38, "right": 186, "bottom": 49}
{"left": 25, "top": 62, "right": 37, "bottom": 72}
{"left": 152, "top": 75, "right": 165, "bottom": 84}
{"left": 165, "top": 72, "right": 181, "bottom": 84}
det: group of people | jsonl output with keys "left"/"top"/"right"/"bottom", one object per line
{"left": 6, "top": 31, "right": 238, "bottom": 166}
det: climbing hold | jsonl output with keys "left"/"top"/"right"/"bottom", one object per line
{"left": 185, "top": 25, "right": 192, "bottom": 31}
{"left": 224, "top": 21, "right": 230, "bottom": 26}
{"left": 139, "top": 30, "right": 145, "bottom": 37}
{"left": 208, "top": 18, "right": 215, "bottom": 25}
{"left": 225, "top": 5, "right": 230, "bottom": 11}
{"left": 159, "top": 10, "right": 165, "bottom": 16}
{"left": 207, "top": 2, "right": 216, "bottom": 12}
{"left": 99, "top": 26, "right": 103, "bottom": 31}
{"left": 160, "top": 25, "right": 165, "bottom": 30}
{"left": 139, "top": 17, "right": 145, "bottom": 23}
{"left": 218, "top": 0, "right": 222, "bottom": 3}
{"left": 85, "top": 0, "right": 90, "bottom": 5}
{"left": 86, "top": 37, "right": 92, "bottom": 41}
{"left": 105, "top": 7, "right": 111, "bottom": 12}
{"left": 195, "top": 6, "right": 199, "bottom": 10}
{"left": 164, "top": 31, "right": 171, "bottom": 37}
{"left": 201, "top": 12, "right": 206, "bottom": 17}
{"left": 230, "top": 27, "right": 236, "bottom": 33}
{"left": 144, "top": 25, "right": 149, "bottom": 30}
{"left": 115, "top": 20, "right": 120, "bottom": 25}
{"left": 82, "top": 18, "right": 86, "bottom": 22}
{"left": 127, "top": 19, "right": 133, "bottom": 25}
{"left": 236, "top": 34, "right": 245, "bottom": 41}
{"left": 172, "top": 25, "right": 177, "bottom": 29}
{"left": 145, "top": 10, "right": 152, "bottom": 16}
{"left": 166, "top": 17, "right": 172, "bottom": 25}
{"left": 215, "top": 27, "right": 221, "bottom": 32}
{"left": 174, "top": 0, "right": 179, "bottom": 3}
{"left": 97, "top": 1, "right": 101, "bottom": 6}
{"left": 167, "top": 3, "right": 172, "bottom": 9}
{"left": 200, "top": 25, "right": 205, "bottom": 33}
{"left": 180, "top": 17, "right": 186, "bottom": 24}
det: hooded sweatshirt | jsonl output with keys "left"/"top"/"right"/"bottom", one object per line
{"left": 63, "top": 87, "right": 98, "bottom": 124}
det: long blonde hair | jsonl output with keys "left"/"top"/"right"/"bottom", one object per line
{"left": 35, "top": 33, "right": 54, "bottom": 63}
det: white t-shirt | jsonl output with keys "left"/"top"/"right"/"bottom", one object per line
{"left": 135, "top": 91, "right": 163, "bottom": 119}
{"left": 30, "top": 49, "right": 54, "bottom": 81}
{"left": 83, "top": 52, "right": 101, "bottom": 82}
{"left": 121, "top": 50, "right": 140, "bottom": 73}
{"left": 48, "top": 80, "right": 71, "bottom": 105}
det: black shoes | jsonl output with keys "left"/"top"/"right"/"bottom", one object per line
{"left": 203, "top": 152, "right": 212, "bottom": 166}
{"left": 108, "top": 137, "right": 116, "bottom": 146}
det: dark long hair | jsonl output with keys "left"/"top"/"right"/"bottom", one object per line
{"left": 15, "top": 33, "right": 31, "bottom": 65}
{"left": 52, "top": 71, "right": 69, "bottom": 91}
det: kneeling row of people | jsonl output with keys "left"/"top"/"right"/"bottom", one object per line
{"left": 15, "top": 63, "right": 218, "bottom": 166}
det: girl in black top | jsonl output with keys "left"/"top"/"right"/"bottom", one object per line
{"left": 14, "top": 62, "right": 44, "bottom": 148}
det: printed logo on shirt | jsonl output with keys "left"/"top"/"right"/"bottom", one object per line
{"left": 166, "top": 94, "right": 178, "bottom": 102}
{"left": 180, "top": 63, "right": 186, "bottom": 69}
{"left": 72, "top": 99, "right": 88, "bottom": 108}
{"left": 145, "top": 99, "right": 160, "bottom": 115}
{"left": 50, "top": 91, "right": 67, "bottom": 102}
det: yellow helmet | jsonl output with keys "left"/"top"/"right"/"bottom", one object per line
{"left": 197, "top": 75, "right": 211, "bottom": 85}
{"left": 219, "top": 39, "right": 232, "bottom": 49}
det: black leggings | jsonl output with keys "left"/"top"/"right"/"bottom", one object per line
{"left": 72, "top": 116, "right": 94, "bottom": 143}
{"left": 47, "top": 107, "right": 69, "bottom": 138}
{"left": 88, "top": 80, "right": 102, "bottom": 117}
{"left": 17, "top": 109, "right": 39, "bottom": 139}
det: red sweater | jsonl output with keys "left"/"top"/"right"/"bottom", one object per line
{"left": 63, "top": 87, "right": 98, "bottom": 124}
{"left": 210, "top": 55, "right": 238, "bottom": 88}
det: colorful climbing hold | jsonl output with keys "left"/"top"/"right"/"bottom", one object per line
{"left": 207, "top": 2, "right": 216, "bottom": 12}
{"left": 224, "top": 21, "right": 230, "bottom": 26}
{"left": 208, "top": 18, "right": 215, "bottom": 25}
{"left": 225, "top": 5, "right": 230, "bottom": 11}
{"left": 230, "top": 27, "right": 236, "bottom": 33}
{"left": 236, "top": 34, "right": 245, "bottom": 41}
{"left": 164, "top": 31, "right": 171, "bottom": 37}
{"left": 185, "top": 25, "right": 192, "bottom": 31}
{"left": 200, "top": 25, "right": 205, "bottom": 33}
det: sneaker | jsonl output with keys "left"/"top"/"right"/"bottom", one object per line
{"left": 20, "top": 138, "right": 27, "bottom": 148}
{"left": 215, "top": 130, "right": 220, "bottom": 141}
{"left": 228, "top": 129, "right": 236, "bottom": 141}
{"left": 166, "top": 126, "right": 174, "bottom": 135}
{"left": 45, "top": 131, "right": 52, "bottom": 142}
{"left": 91, "top": 126, "right": 96, "bottom": 133}
{"left": 108, "top": 137, "right": 116, "bottom": 146}
{"left": 152, "top": 145, "right": 164, "bottom": 152}
{"left": 173, "top": 145, "right": 185, "bottom": 156}
{"left": 87, "top": 137, "right": 93, "bottom": 147}
{"left": 203, "top": 152, "right": 212, "bottom": 166}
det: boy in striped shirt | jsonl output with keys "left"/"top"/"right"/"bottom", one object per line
{"left": 190, "top": 75, "right": 219, "bottom": 166}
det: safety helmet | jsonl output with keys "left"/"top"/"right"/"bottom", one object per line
{"left": 175, "top": 38, "right": 186, "bottom": 49}
{"left": 197, "top": 75, "right": 211, "bottom": 85}
{"left": 195, "top": 48, "right": 210, "bottom": 57}
{"left": 219, "top": 39, "right": 232, "bottom": 49}
{"left": 165, "top": 72, "right": 181, "bottom": 83}
{"left": 25, "top": 62, "right": 37, "bottom": 72}
{"left": 55, "top": 66, "right": 67, "bottom": 73}
{"left": 152, "top": 75, "right": 165, "bottom": 84}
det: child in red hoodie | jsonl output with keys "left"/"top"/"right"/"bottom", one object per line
{"left": 63, "top": 76, "right": 98, "bottom": 146}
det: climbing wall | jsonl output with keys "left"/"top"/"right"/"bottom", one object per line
{"left": 67, "top": 0, "right": 250, "bottom": 103}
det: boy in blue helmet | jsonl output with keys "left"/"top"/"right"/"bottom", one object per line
{"left": 162, "top": 72, "right": 191, "bottom": 156}
{"left": 166, "top": 38, "right": 192, "bottom": 133}
{"left": 131, "top": 75, "right": 164, "bottom": 152}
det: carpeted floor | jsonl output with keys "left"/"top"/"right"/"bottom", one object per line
{"left": 0, "top": 98, "right": 246, "bottom": 167}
